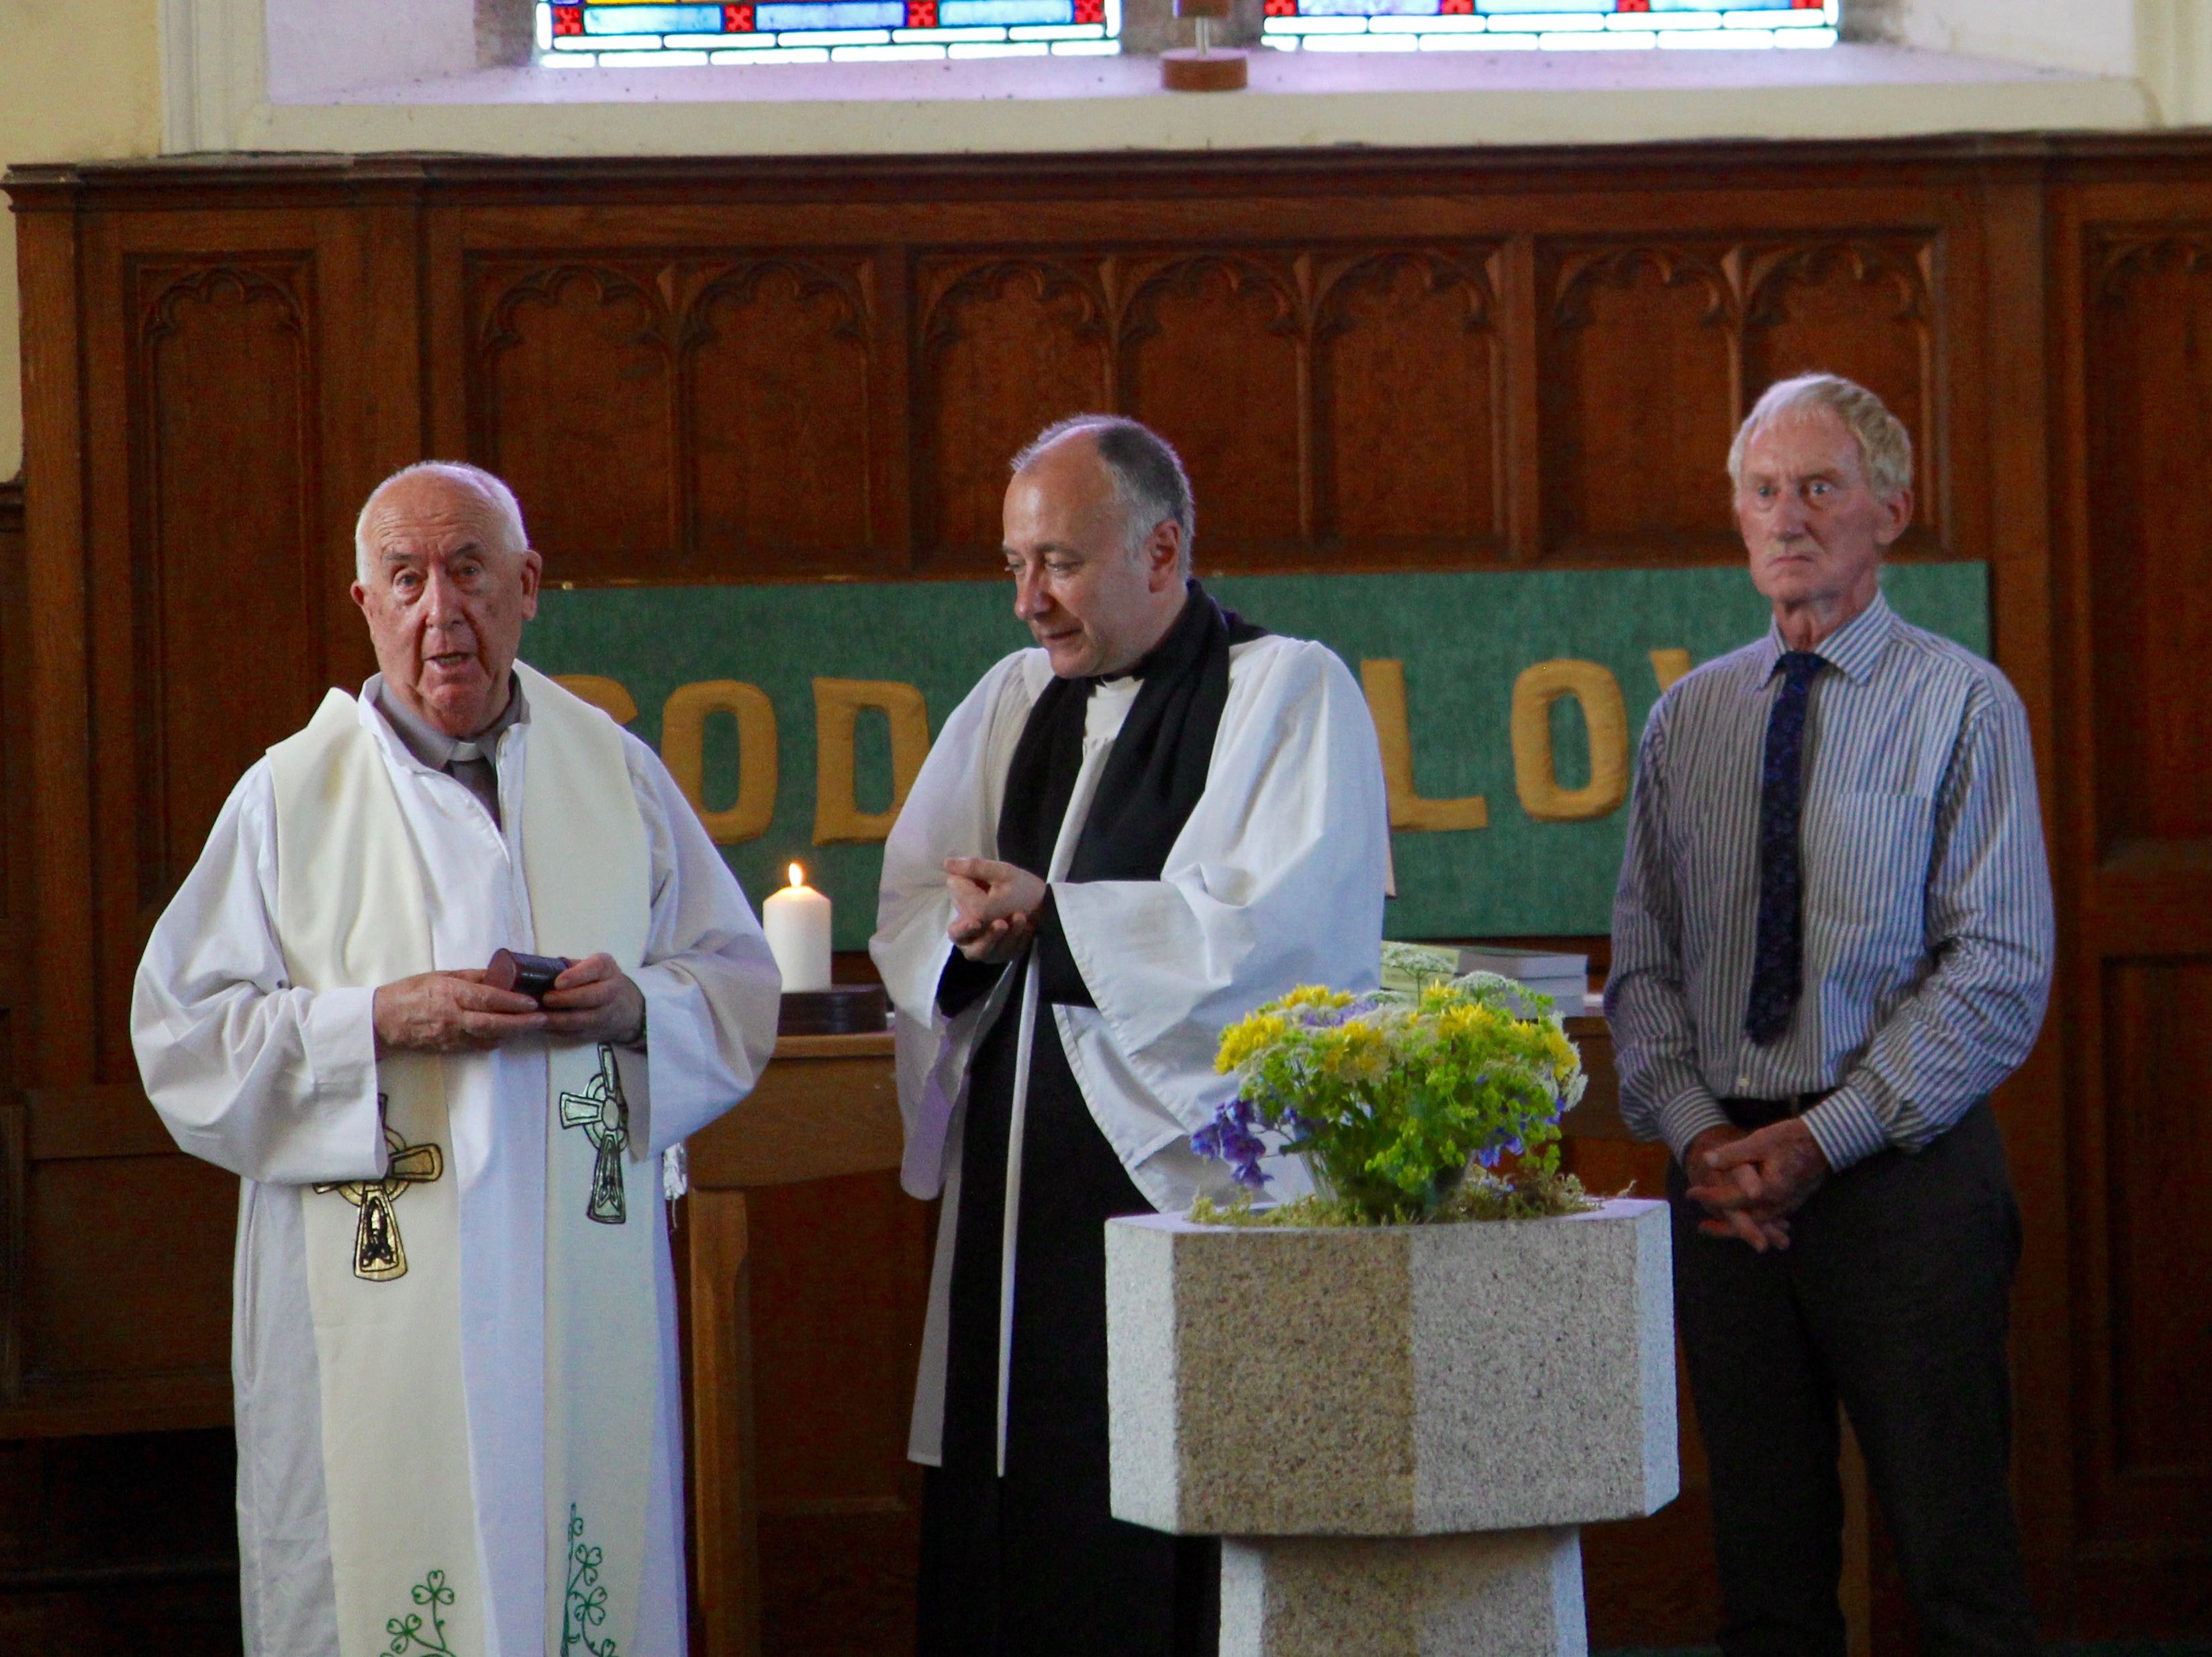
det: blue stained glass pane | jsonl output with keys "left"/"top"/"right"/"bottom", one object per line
{"left": 756, "top": 2, "right": 904, "bottom": 28}
{"left": 584, "top": 3, "right": 720, "bottom": 29}
{"left": 1474, "top": 1, "right": 1612, "bottom": 11}
{"left": 1655, "top": 0, "right": 1794, "bottom": 7}
{"left": 939, "top": 0, "right": 1073, "bottom": 23}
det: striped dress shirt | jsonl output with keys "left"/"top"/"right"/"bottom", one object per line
{"left": 1605, "top": 591, "right": 2055, "bottom": 1174}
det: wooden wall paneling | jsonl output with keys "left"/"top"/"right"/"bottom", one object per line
{"left": 13, "top": 196, "right": 98, "bottom": 1090}
{"left": 2049, "top": 171, "right": 2212, "bottom": 1629}
{"left": 1310, "top": 246, "right": 1506, "bottom": 559}
{"left": 1120, "top": 252, "right": 1307, "bottom": 554}
{"left": 869, "top": 246, "right": 914, "bottom": 566}
{"left": 471, "top": 258, "right": 679, "bottom": 581}
{"left": 1540, "top": 241, "right": 1743, "bottom": 561}
{"left": 683, "top": 254, "right": 879, "bottom": 575}
{"left": 2082, "top": 232, "right": 2212, "bottom": 848}
{"left": 1500, "top": 235, "right": 1545, "bottom": 562}
{"left": 914, "top": 254, "right": 1114, "bottom": 567}
{"left": 1970, "top": 170, "right": 2075, "bottom": 1611}
{"left": 686, "top": 1187, "right": 761, "bottom": 1657}
{"left": 2101, "top": 960, "right": 2212, "bottom": 1491}
{"left": 325, "top": 171, "right": 434, "bottom": 693}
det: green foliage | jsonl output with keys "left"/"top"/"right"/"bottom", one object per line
{"left": 1190, "top": 1166, "right": 1598, "bottom": 1229}
{"left": 1202, "top": 974, "right": 1588, "bottom": 1227}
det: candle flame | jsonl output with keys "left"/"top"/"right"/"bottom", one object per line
{"left": 788, "top": 862, "right": 806, "bottom": 889}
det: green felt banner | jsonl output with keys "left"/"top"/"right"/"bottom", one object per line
{"left": 526, "top": 566, "right": 1988, "bottom": 950}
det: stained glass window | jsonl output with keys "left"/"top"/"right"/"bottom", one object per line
{"left": 534, "top": 0, "right": 1837, "bottom": 64}
{"left": 537, "top": 0, "right": 1121, "bottom": 62}
{"left": 1261, "top": 0, "right": 1837, "bottom": 52}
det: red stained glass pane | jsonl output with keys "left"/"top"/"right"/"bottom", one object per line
{"left": 1074, "top": 0, "right": 1104, "bottom": 20}
{"left": 1437, "top": 0, "right": 1474, "bottom": 12}
{"left": 551, "top": 4, "right": 584, "bottom": 33}
{"left": 906, "top": 0, "right": 937, "bottom": 23}
{"left": 1616, "top": 0, "right": 1651, "bottom": 10}
{"left": 1265, "top": 0, "right": 1298, "bottom": 14}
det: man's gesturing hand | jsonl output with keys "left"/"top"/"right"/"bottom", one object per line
{"left": 374, "top": 970, "right": 546, "bottom": 1054}
{"left": 1683, "top": 1118, "right": 1831, "bottom": 1252}
{"left": 945, "top": 857, "right": 1048, "bottom": 964}
{"left": 540, "top": 952, "right": 648, "bottom": 1046}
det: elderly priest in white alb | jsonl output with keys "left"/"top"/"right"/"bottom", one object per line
{"left": 132, "top": 462, "right": 781, "bottom": 1657}
{"left": 873, "top": 416, "right": 1391, "bottom": 1657}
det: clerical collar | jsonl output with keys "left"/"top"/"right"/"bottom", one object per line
{"left": 366, "top": 672, "right": 528, "bottom": 772}
{"left": 1088, "top": 582, "right": 1208, "bottom": 687}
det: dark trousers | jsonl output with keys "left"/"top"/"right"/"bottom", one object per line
{"left": 1670, "top": 1101, "right": 2036, "bottom": 1657}
{"left": 917, "top": 997, "right": 1218, "bottom": 1657}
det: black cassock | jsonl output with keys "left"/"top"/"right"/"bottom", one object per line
{"left": 916, "top": 587, "right": 1261, "bottom": 1657}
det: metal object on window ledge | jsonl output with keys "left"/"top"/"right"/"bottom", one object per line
{"left": 1162, "top": 0, "right": 1245, "bottom": 89}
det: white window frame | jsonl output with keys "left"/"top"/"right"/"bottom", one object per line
{"left": 162, "top": 0, "right": 2168, "bottom": 158}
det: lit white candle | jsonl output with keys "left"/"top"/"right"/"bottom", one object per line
{"left": 763, "top": 862, "right": 832, "bottom": 993}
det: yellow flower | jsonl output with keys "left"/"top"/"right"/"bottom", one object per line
{"left": 1280, "top": 985, "right": 1356, "bottom": 1011}
{"left": 1216, "top": 1011, "right": 1293, "bottom": 1073}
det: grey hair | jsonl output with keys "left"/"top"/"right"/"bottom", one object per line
{"left": 1012, "top": 415, "right": 1196, "bottom": 577}
{"left": 354, "top": 460, "right": 530, "bottom": 582}
{"left": 1728, "top": 373, "right": 1914, "bottom": 502}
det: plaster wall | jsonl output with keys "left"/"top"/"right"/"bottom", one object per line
{"left": 0, "top": 0, "right": 163, "bottom": 476}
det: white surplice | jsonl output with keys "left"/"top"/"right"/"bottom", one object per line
{"left": 869, "top": 632, "right": 1392, "bottom": 1464}
{"left": 132, "top": 687, "right": 781, "bottom": 1657}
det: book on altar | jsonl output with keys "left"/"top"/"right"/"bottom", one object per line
{"left": 1453, "top": 946, "right": 1591, "bottom": 1020}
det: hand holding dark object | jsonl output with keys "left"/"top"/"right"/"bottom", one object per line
{"left": 373, "top": 970, "right": 546, "bottom": 1054}
{"left": 538, "top": 952, "right": 648, "bottom": 1046}
{"left": 945, "top": 856, "right": 1048, "bottom": 964}
{"left": 486, "top": 948, "right": 571, "bottom": 1003}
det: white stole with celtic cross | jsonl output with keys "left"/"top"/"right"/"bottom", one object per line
{"left": 270, "top": 664, "right": 657, "bottom": 1657}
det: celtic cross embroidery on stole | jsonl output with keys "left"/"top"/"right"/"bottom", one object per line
{"left": 315, "top": 1111, "right": 446, "bottom": 1282}
{"left": 559, "top": 1044, "right": 632, "bottom": 1225}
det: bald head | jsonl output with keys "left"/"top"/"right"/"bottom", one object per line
{"left": 350, "top": 463, "right": 542, "bottom": 738}
{"left": 1011, "top": 415, "right": 1194, "bottom": 579}
{"left": 1003, "top": 424, "right": 1189, "bottom": 679}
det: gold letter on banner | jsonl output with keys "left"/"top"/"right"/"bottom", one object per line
{"left": 661, "top": 681, "right": 777, "bottom": 844}
{"left": 1358, "top": 660, "right": 1488, "bottom": 832}
{"left": 814, "top": 679, "right": 932, "bottom": 846}
{"left": 1511, "top": 660, "right": 1629, "bottom": 823}
{"left": 1649, "top": 649, "right": 1692, "bottom": 695}
{"left": 555, "top": 674, "right": 639, "bottom": 725}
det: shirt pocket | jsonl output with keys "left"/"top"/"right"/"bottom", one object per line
{"left": 1805, "top": 791, "right": 1935, "bottom": 936}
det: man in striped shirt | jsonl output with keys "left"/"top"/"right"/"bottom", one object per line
{"left": 1607, "top": 373, "right": 2054, "bottom": 1657}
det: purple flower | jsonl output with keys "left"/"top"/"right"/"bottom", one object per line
{"left": 1192, "top": 1101, "right": 1271, "bottom": 1191}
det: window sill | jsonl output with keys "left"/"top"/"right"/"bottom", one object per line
{"left": 213, "top": 43, "right": 2150, "bottom": 155}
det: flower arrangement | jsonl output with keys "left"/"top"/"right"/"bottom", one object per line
{"left": 1190, "top": 951, "right": 1591, "bottom": 1227}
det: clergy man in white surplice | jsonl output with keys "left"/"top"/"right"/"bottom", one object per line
{"left": 132, "top": 462, "right": 781, "bottom": 1657}
{"left": 873, "top": 417, "right": 1390, "bottom": 1657}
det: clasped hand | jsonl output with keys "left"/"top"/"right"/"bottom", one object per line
{"left": 373, "top": 952, "right": 644, "bottom": 1054}
{"left": 945, "top": 856, "right": 1048, "bottom": 964}
{"left": 1682, "top": 1119, "right": 1831, "bottom": 1253}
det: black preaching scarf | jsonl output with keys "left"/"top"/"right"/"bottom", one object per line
{"left": 996, "top": 581, "right": 1266, "bottom": 885}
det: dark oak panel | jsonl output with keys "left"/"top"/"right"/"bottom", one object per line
{"left": 131, "top": 260, "right": 322, "bottom": 902}
{"left": 2102, "top": 956, "right": 2212, "bottom": 1485}
{"left": 1315, "top": 248, "right": 1504, "bottom": 550}
{"left": 1543, "top": 243, "right": 1741, "bottom": 558}
{"left": 474, "top": 261, "right": 679, "bottom": 575}
{"left": 2084, "top": 232, "right": 2212, "bottom": 853}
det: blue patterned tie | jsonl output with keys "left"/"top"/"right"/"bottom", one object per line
{"left": 1745, "top": 651, "right": 1826, "bottom": 1046}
